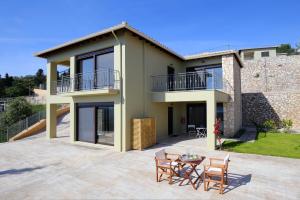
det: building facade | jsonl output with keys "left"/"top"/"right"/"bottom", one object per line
{"left": 35, "top": 22, "right": 243, "bottom": 151}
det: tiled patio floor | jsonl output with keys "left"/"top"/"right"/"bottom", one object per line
{"left": 0, "top": 114, "right": 299, "bottom": 199}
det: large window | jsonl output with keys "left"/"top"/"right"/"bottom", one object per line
{"left": 186, "top": 65, "right": 223, "bottom": 90}
{"left": 76, "top": 47, "right": 114, "bottom": 90}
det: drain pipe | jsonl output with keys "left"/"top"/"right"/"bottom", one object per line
{"left": 112, "top": 30, "right": 123, "bottom": 152}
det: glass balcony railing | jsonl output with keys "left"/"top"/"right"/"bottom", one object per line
{"left": 151, "top": 71, "right": 223, "bottom": 92}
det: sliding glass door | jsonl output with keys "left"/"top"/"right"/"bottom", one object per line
{"left": 77, "top": 106, "right": 96, "bottom": 143}
{"left": 76, "top": 47, "right": 114, "bottom": 91}
{"left": 96, "top": 52, "right": 114, "bottom": 88}
{"left": 76, "top": 102, "right": 114, "bottom": 145}
{"left": 77, "top": 57, "right": 94, "bottom": 90}
{"left": 96, "top": 104, "right": 114, "bottom": 145}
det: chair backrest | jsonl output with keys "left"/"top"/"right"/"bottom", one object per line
{"left": 155, "top": 149, "right": 166, "bottom": 160}
{"left": 188, "top": 125, "right": 196, "bottom": 130}
{"left": 223, "top": 154, "right": 230, "bottom": 165}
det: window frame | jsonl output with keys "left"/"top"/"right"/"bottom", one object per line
{"left": 261, "top": 51, "right": 270, "bottom": 57}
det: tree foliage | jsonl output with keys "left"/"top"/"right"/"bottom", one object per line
{"left": 277, "top": 44, "right": 295, "bottom": 54}
{"left": 0, "top": 68, "right": 45, "bottom": 98}
{"left": 4, "top": 97, "right": 33, "bottom": 126}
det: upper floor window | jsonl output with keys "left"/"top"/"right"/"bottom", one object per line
{"left": 261, "top": 51, "right": 269, "bottom": 57}
{"left": 244, "top": 51, "right": 254, "bottom": 60}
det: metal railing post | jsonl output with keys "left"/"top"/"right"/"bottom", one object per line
{"left": 212, "top": 71, "right": 215, "bottom": 89}
{"left": 108, "top": 68, "right": 111, "bottom": 88}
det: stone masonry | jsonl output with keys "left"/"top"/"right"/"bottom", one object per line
{"left": 241, "top": 54, "right": 300, "bottom": 129}
{"left": 222, "top": 55, "right": 242, "bottom": 137}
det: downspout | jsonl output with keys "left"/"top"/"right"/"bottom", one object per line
{"left": 112, "top": 30, "right": 123, "bottom": 152}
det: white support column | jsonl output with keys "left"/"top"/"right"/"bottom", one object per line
{"left": 69, "top": 100, "right": 76, "bottom": 143}
{"left": 70, "top": 56, "right": 76, "bottom": 92}
{"left": 46, "top": 62, "right": 57, "bottom": 96}
{"left": 207, "top": 94, "right": 216, "bottom": 150}
{"left": 46, "top": 103, "right": 57, "bottom": 139}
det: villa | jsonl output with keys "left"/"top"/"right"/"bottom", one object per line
{"left": 35, "top": 22, "right": 243, "bottom": 152}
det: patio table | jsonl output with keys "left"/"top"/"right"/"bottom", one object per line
{"left": 178, "top": 155, "right": 206, "bottom": 190}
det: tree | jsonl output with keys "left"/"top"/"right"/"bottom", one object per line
{"left": 0, "top": 74, "right": 5, "bottom": 97}
{"left": 4, "top": 97, "right": 33, "bottom": 126}
{"left": 277, "top": 44, "right": 295, "bottom": 54}
{"left": 34, "top": 68, "right": 46, "bottom": 87}
{"left": 5, "top": 78, "right": 34, "bottom": 97}
{"left": 3, "top": 73, "right": 13, "bottom": 87}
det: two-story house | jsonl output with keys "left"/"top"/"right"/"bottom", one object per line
{"left": 35, "top": 22, "right": 243, "bottom": 152}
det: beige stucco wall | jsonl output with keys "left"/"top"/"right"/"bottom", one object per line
{"left": 45, "top": 29, "right": 242, "bottom": 151}
{"left": 240, "top": 48, "right": 277, "bottom": 61}
{"left": 124, "top": 32, "right": 184, "bottom": 144}
{"left": 46, "top": 31, "right": 126, "bottom": 152}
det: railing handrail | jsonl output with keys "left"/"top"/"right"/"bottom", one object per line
{"left": 52, "top": 68, "right": 120, "bottom": 94}
{"left": 60, "top": 67, "right": 118, "bottom": 79}
{"left": 151, "top": 71, "right": 223, "bottom": 92}
{"left": 151, "top": 71, "right": 210, "bottom": 78}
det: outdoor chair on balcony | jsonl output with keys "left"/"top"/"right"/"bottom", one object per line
{"left": 155, "top": 149, "right": 181, "bottom": 184}
{"left": 187, "top": 125, "right": 197, "bottom": 137}
{"left": 203, "top": 154, "right": 230, "bottom": 194}
{"left": 196, "top": 127, "right": 207, "bottom": 138}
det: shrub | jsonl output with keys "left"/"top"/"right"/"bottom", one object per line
{"left": 281, "top": 119, "right": 293, "bottom": 133}
{"left": 4, "top": 97, "right": 33, "bottom": 126}
{"left": 263, "top": 119, "right": 277, "bottom": 132}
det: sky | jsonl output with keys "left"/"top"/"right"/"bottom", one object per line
{"left": 0, "top": 0, "right": 299, "bottom": 76}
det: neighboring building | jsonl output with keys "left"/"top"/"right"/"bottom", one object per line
{"left": 239, "top": 47, "right": 300, "bottom": 130}
{"left": 239, "top": 46, "right": 278, "bottom": 61}
{"left": 35, "top": 22, "right": 243, "bottom": 152}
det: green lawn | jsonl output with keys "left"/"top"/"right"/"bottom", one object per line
{"left": 223, "top": 132, "right": 300, "bottom": 159}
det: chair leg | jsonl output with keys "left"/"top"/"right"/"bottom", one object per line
{"left": 156, "top": 167, "right": 159, "bottom": 182}
{"left": 168, "top": 170, "right": 173, "bottom": 184}
{"left": 220, "top": 176, "right": 224, "bottom": 194}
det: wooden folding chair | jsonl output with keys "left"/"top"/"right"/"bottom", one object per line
{"left": 203, "top": 154, "right": 230, "bottom": 194}
{"left": 154, "top": 149, "right": 181, "bottom": 184}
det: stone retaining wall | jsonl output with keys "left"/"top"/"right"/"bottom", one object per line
{"left": 241, "top": 54, "right": 300, "bottom": 129}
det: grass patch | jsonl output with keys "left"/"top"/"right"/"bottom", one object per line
{"left": 32, "top": 104, "right": 46, "bottom": 113}
{"left": 223, "top": 132, "right": 300, "bottom": 159}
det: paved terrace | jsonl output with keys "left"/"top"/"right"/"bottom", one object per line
{"left": 0, "top": 114, "right": 299, "bottom": 199}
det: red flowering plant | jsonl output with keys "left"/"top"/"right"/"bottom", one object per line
{"left": 214, "top": 118, "right": 222, "bottom": 149}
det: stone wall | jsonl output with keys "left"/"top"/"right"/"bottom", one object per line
{"left": 241, "top": 54, "right": 300, "bottom": 129}
{"left": 222, "top": 55, "right": 242, "bottom": 137}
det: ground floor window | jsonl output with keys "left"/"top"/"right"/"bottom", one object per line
{"left": 76, "top": 102, "right": 114, "bottom": 145}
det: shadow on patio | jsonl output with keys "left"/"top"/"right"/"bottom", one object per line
{"left": 0, "top": 166, "right": 45, "bottom": 176}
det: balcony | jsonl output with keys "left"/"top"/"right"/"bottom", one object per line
{"left": 51, "top": 68, "right": 120, "bottom": 96}
{"left": 151, "top": 71, "right": 223, "bottom": 92}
